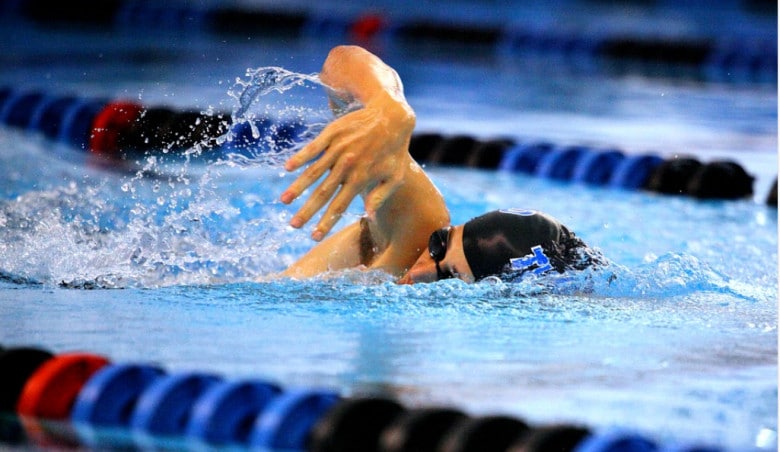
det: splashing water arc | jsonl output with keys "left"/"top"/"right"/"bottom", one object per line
{"left": 0, "top": 66, "right": 344, "bottom": 288}
{"left": 230, "top": 67, "right": 322, "bottom": 120}
{"left": 210, "top": 67, "right": 333, "bottom": 167}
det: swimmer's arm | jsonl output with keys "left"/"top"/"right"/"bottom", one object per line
{"left": 316, "top": 45, "right": 410, "bottom": 110}
{"left": 280, "top": 45, "right": 416, "bottom": 240}
{"left": 281, "top": 222, "right": 363, "bottom": 279}
{"left": 283, "top": 161, "right": 449, "bottom": 278}
{"left": 281, "top": 45, "right": 448, "bottom": 278}
{"left": 365, "top": 160, "right": 450, "bottom": 276}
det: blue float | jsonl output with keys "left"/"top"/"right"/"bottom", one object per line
{"left": 0, "top": 88, "right": 21, "bottom": 121}
{"left": 573, "top": 429, "right": 658, "bottom": 452}
{"left": 71, "top": 363, "right": 165, "bottom": 427}
{"left": 57, "top": 99, "right": 107, "bottom": 150}
{"left": 24, "top": 94, "right": 59, "bottom": 131}
{"left": 28, "top": 96, "right": 80, "bottom": 139}
{"left": 186, "top": 379, "right": 282, "bottom": 445}
{"left": 129, "top": 372, "right": 222, "bottom": 436}
{"left": 249, "top": 389, "right": 340, "bottom": 450}
{"left": 0, "top": 91, "right": 46, "bottom": 129}
{"left": 0, "top": 87, "right": 11, "bottom": 110}
{"left": 572, "top": 149, "right": 625, "bottom": 185}
{"left": 499, "top": 142, "right": 554, "bottom": 173}
{"left": 535, "top": 145, "right": 590, "bottom": 181}
{"left": 608, "top": 154, "right": 664, "bottom": 190}
{"left": 498, "top": 28, "right": 605, "bottom": 59}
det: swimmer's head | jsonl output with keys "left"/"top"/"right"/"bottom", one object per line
{"left": 461, "top": 209, "right": 564, "bottom": 280}
{"left": 400, "top": 209, "right": 584, "bottom": 284}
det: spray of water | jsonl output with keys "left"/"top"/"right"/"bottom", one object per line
{"left": 0, "top": 66, "right": 344, "bottom": 288}
{"left": 230, "top": 67, "right": 322, "bottom": 120}
{"left": 210, "top": 67, "right": 333, "bottom": 168}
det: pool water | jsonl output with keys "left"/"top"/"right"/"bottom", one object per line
{"left": 0, "top": 3, "right": 777, "bottom": 451}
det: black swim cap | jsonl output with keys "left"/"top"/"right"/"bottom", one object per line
{"left": 461, "top": 209, "right": 587, "bottom": 281}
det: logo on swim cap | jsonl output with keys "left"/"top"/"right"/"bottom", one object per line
{"left": 509, "top": 245, "right": 553, "bottom": 275}
{"left": 499, "top": 208, "right": 537, "bottom": 217}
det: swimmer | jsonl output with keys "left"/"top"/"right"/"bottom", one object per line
{"left": 279, "top": 45, "right": 601, "bottom": 284}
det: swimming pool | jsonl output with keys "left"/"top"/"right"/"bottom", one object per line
{"left": 0, "top": 1, "right": 777, "bottom": 451}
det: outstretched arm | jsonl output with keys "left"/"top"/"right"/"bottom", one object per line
{"left": 281, "top": 46, "right": 449, "bottom": 278}
{"left": 280, "top": 45, "right": 418, "bottom": 240}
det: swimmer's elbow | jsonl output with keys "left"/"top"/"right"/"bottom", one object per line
{"left": 322, "top": 46, "right": 409, "bottom": 106}
{"left": 327, "top": 45, "right": 363, "bottom": 59}
{"left": 323, "top": 46, "right": 368, "bottom": 77}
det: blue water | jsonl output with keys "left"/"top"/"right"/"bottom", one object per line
{"left": 0, "top": 3, "right": 778, "bottom": 451}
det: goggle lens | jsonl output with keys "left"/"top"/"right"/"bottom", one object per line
{"left": 428, "top": 227, "right": 453, "bottom": 280}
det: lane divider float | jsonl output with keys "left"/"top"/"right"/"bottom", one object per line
{"left": 15, "top": 353, "right": 110, "bottom": 420}
{"left": 0, "top": 1, "right": 775, "bottom": 82}
{"left": 0, "top": 344, "right": 727, "bottom": 451}
{"left": 410, "top": 133, "right": 771, "bottom": 204}
{"left": 0, "top": 86, "right": 775, "bottom": 206}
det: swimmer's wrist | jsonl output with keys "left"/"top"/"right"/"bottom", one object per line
{"left": 366, "top": 93, "right": 416, "bottom": 130}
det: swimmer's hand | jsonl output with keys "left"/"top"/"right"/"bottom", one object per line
{"left": 279, "top": 46, "right": 416, "bottom": 241}
{"left": 280, "top": 98, "right": 414, "bottom": 240}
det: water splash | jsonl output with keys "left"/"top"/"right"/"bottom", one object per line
{"left": 214, "top": 67, "right": 332, "bottom": 168}
{"left": 229, "top": 67, "right": 322, "bottom": 120}
{"left": 0, "top": 152, "right": 296, "bottom": 288}
{"left": 578, "top": 252, "right": 769, "bottom": 302}
{"left": 0, "top": 65, "right": 349, "bottom": 288}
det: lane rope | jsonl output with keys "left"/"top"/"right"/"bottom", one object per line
{"left": 0, "top": 86, "right": 774, "bottom": 205}
{"left": 0, "top": 344, "right": 729, "bottom": 451}
{"left": 0, "top": 2, "right": 775, "bottom": 82}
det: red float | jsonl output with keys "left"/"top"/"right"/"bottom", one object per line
{"left": 351, "top": 14, "right": 385, "bottom": 41}
{"left": 89, "top": 101, "right": 144, "bottom": 157}
{"left": 16, "top": 353, "right": 110, "bottom": 420}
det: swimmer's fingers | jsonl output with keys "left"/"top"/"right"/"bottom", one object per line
{"left": 285, "top": 112, "right": 360, "bottom": 171}
{"left": 313, "top": 183, "right": 361, "bottom": 240}
{"left": 289, "top": 174, "right": 340, "bottom": 231}
{"left": 280, "top": 143, "right": 341, "bottom": 205}
{"left": 284, "top": 130, "right": 331, "bottom": 172}
{"left": 288, "top": 151, "right": 355, "bottom": 232}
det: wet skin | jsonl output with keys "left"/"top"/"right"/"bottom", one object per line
{"left": 399, "top": 225, "right": 475, "bottom": 284}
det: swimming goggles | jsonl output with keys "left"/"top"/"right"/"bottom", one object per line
{"left": 428, "top": 227, "right": 453, "bottom": 280}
